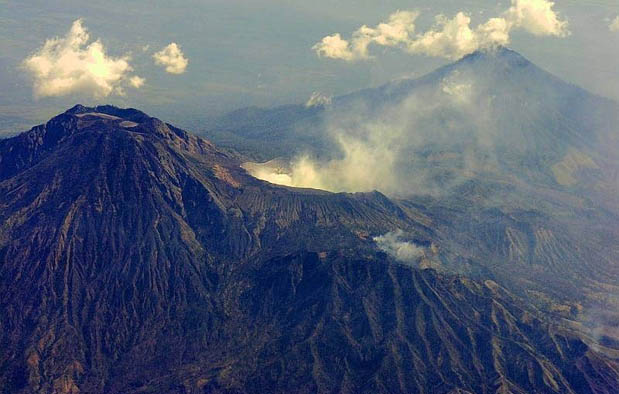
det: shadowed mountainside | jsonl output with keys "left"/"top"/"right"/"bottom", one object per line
{"left": 1, "top": 106, "right": 617, "bottom": 393}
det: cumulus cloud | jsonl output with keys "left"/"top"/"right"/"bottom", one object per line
{"left": 313, "top": 11, "right": 418, "bottom": 61}
{"left": 505, "top": 0, "right": 569, "bottom": 36}
{"left": 407, "top": 13, "right": 497, "bottom": 60}
{"left": 129, "top": 75, "right": 145, "bottom": 88}
{"left": 153, "top": 43, "right": 188, "bottom": 74}
{"left": 313, "top": 0, "right": 568, "bottom": 61}
{"left": 374, "top": 230, "right": 425, "bottom": 263}
{"left": 313, "top": 33, "right": 358, "bottom": 61}
{"left": 306, "top": 92, "right": 332, "bottom": 107}
{"left": 22, "top": 19, "right": 142, "bottom": 98}
{"left": 610, "top": 16, "right": 619, "bottom": 32}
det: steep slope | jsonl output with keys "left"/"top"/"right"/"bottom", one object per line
{"left": 107, "top": 252, "right": 619, "bottom": 394}
{"left": 203, "top": 47, "right": 619, "bottom": 346}
{"left": 0, "top": 106, "right": 411, "bottom": 392}
{"left": 1, "top": 106, "right": 617, "bottom": 393}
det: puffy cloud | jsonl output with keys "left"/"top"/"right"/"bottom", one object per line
{"left": 353, "top": 10, "right": 419, "bottom": 58}
{"left": 313, "top": 11, "right": 418, "bottom": 61}
{"left": 153, "top": 43, "right": 188, "bottom": 74}
{"left": 505, "top": 0, "right": 569, "bottom": 37}
{"left": 313, "top": 0, "right": 568, "bottom": 61}
{"left": 476, "top": 17, "right": 511, "bottom": 46}
{"left": 129, "top": 75, "right": 145, "bottom": 88}
{"left": 610, "top": 16, "right": 619, "bottom": 32}
{"left": 407, "top": 13, "right": 487, "bottom": 59}
{"left": 305, "top": 92, "right": 332, "bottom": 107}
{"left": 373, "top": 230, "right": 425, "bottom": 263}
{"left": 313, "top": 33, "right": 357, "bottom": 61}
{"left": 22, "top": 19, "right": 142, "bottom": 98}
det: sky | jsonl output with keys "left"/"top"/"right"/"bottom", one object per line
{"left": 1, "top": 0, "right": 618, "bottom": 134}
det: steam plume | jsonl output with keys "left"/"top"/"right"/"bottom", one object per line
{"left": 374, "top": 230, "right": 425, "bottom": 263}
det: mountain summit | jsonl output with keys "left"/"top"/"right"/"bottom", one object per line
{"left": 1, "top": 106, "right": 618, "bottom": 393}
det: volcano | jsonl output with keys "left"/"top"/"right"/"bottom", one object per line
{"left": 207, "top": 48, "right": 619, "bottom": 209}
{"left": 0, "top": 104, "right": 618, "bottom": 393}
{"left": 205, "top": 48, "right": 619, "bottom": 354}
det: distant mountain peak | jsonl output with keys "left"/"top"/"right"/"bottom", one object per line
{"left": 465, "top": 45, "right": 518, "bottom": 58}
{"left": 49, "top": 104, "right": 200, "bottom": 144}
{"left": 0, "top": 105, "right": 215, "bottom": 183}
{"left": 454, "top": 46, "right": 532, "bottom": 71}
{"left": 64, "top": 104, "right": 152, "bottom": 123}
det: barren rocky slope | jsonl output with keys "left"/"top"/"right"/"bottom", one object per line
{"left": 0, "top": 106, "right": 617, "bottom": 393}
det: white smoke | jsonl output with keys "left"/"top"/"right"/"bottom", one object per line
{"left": 374, "top": 230, "right": 425, "bottom": 263}
{"left": 289, "top": 132, "right": 398, "bottom": 192}
{"left": 153, "top": 43, "right": 188, "bottom": 74}
{"left": 245, "top": 67, "right": 493, "bottom": 195}
{"left": 441, "top": 70, "right": 474, "bottom": 103}
{"left": 313, "top": 0, "right": 568, "bottom": 61}
{"left": 22, "top": 19, "right": 142, "bottom": 98}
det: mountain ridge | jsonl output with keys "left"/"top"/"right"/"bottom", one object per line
{"left": 1, "top": 105, "right": 618, "bottom": 393}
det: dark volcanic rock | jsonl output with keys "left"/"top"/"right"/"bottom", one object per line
{"left": 0, "top": 107, "right": 617, "bottom": 393}
{"left": 202, "top": 47, "right": 619, "bottom": 351}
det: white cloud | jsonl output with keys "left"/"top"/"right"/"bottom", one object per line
{"left": 373, "top": 230, "right": 425, "bottom": 263}
{"left": 313, "top": 0, "right": 568, "bottom": 61}
{"left": 313, "top": 33, "right": 357, "bottom": 61}
{"left": 129, "top": 75, "right": 145, "bottom": 88}
{"left": 153, "top": 43, "right": 188, "bottom": 74}
{"left": 406, "top": 13, "right": 488, "bottom": 60}
{"left": 610, "top": 16, "right": 619, "bottom": 32}
{"left": 22, "top": 19, "right": 142, "bottom": 98}
{"left": 313, "top": 11, "right": 418, "bottom": 61}
{"left": 505, "top": 0, "right": 569, "bottom": 37}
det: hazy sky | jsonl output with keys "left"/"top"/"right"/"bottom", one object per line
{"left": 1, "top": 0, "right": 618, "bottom": 133}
